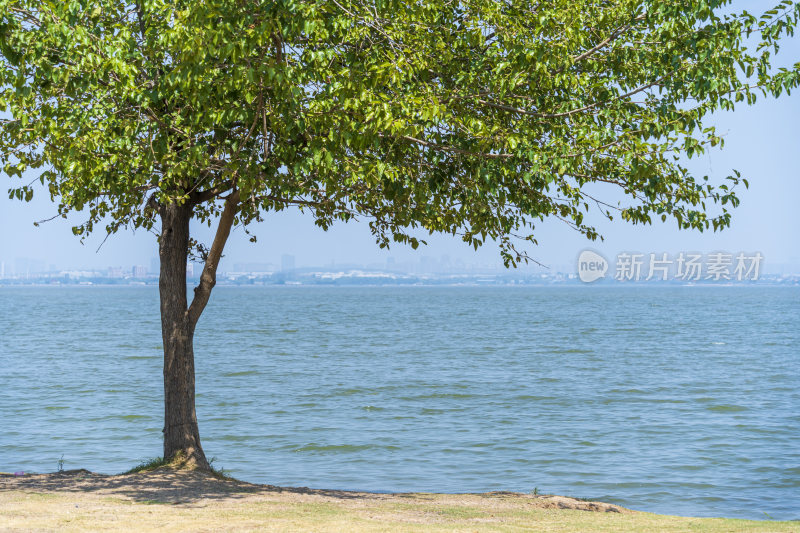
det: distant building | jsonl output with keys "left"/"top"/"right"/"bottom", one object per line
{"left": 419, "top": 256, "right": 437, "bottom": 273}
{"left": 233, "top": 262, "right": 275, "bottom": 273}
{"left": 0, "top": 261, "right": 4, "bottom": 278}
{"left": 281, "top": 254, "right": 295, "bottom": 272}
{"left": 132, "top": 265, "right": 147, "bottom": 278}
{"left": 15, "top": 257, "right": 45, "bottom": 278}
{"left": 186, "top": 263, "right": 194, "bottom": 278}
{"left": 108, "top": 267, "right": 124, "bottom": 278}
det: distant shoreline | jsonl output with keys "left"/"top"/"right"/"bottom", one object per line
{"left": 1, "top": 280, "right": 798, "bottom": 288}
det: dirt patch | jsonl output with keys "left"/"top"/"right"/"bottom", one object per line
{"left": 0, "top": 468, "right": 629, "bottom": 511}
{"left": 2, "top": 471, "right": 795, "bottom": 533}
{"left": 535, "top": 495, "right": 623, "bottom": 512}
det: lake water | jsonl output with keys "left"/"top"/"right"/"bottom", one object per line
{"left": 1, "top": 285, "right": 798, "bottom": 520}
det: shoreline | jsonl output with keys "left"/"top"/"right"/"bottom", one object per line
{"left": 1, "top": 469, "right": 796, "bottom": 532}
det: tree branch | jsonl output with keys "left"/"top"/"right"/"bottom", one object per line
{"left": 476, "top": 69, "right": 675, "bottom": 119}
{"left": 189, "top": 180, "right": 234, "bottom": 205}
{"left": 186, "top": 190, "right": 240, "bottom": 327}
{"left": 134, "top": 0, "right": 147, "bottom": 40}
{"left": 567, "top": 14, "right": 646, "bottom": 68}
{"left": 384, "top": 134, "right": 514, "bottom": 159}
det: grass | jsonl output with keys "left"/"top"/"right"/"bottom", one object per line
{"left": 207, "top": 456, "right": 235, "bottom": 481}
{"left": 123, "top": 454, "right": 232, "bottom": 479}
{"left": 2, "top": 490, "right": 797, "bottom": 532}
{"left": 2, "top": 467, "right": 797, "bottom": 532}
{"left": 123, "top": 457, "right": 171, "bottom": 474}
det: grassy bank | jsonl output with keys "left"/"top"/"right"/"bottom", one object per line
{"left": 0, "top": 469, "right": 795, "bottom": 532}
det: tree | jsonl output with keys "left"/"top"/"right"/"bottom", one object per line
{"left": 2, "top": 0, "right": 798, "bottom": 469}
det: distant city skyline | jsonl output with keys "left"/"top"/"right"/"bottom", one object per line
{"left": 2, "top": 247, "right": 799, "bottom": 280}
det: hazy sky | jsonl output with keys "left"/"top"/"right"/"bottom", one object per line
{"left": 1, "top": 11, "right": 798, "bottom": 273}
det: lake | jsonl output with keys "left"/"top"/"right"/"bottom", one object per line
{"left": 1, "top": 285, "right": 798, "bottom": 520}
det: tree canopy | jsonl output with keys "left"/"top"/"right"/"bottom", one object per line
{"left": 2, "top": 0, "right": 798, "bottom": 265}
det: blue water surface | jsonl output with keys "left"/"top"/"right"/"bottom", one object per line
{"left": 1, "top": 285, "right": 798, "bottom": 520}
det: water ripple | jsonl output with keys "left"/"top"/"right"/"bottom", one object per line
{"left": 1, "top": 285, "right": 798, "bottom": 520}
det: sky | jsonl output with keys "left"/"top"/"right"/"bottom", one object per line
{"left": 1, "top": 9, "right": 798, "bottom": 275}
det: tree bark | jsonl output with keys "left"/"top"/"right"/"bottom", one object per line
{"left": 159, "top": 202, "right": 209, "bottom": 469}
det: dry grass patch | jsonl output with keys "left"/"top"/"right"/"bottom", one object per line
{"left": 0, "top": 469, "right": 796, "bottom": 532}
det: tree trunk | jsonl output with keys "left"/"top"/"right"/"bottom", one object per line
{"left": 158, "top": 202, "right": 209, "bottom": 469}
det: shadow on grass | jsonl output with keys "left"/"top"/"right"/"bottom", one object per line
{"left": 0, "top": 469, "right": 626, "bottom": 513}
{"left": 0, "top": 468, "right": 392, "bottom": 504}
